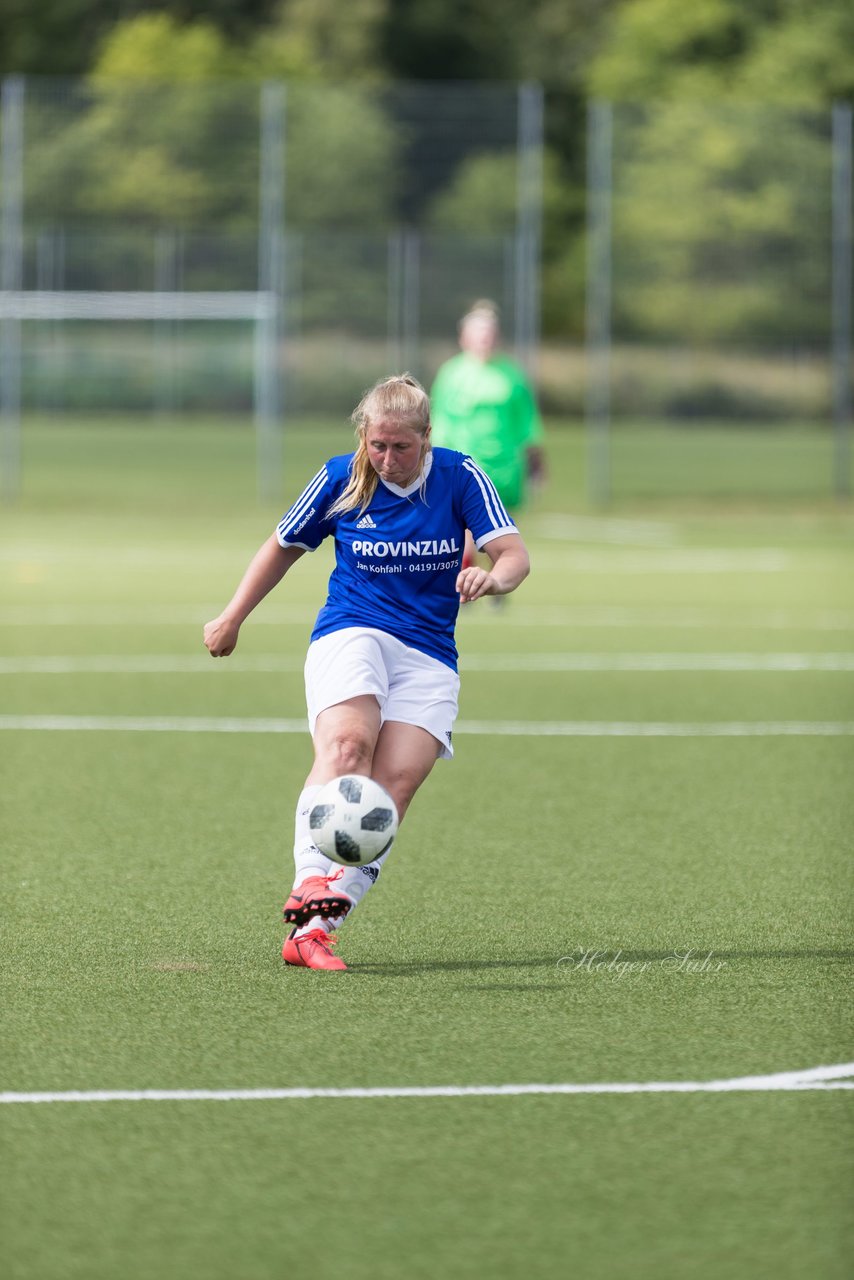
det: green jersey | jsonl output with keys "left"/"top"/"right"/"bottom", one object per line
{"left": 430, "top": 353, "right": 543, "bottom": 510}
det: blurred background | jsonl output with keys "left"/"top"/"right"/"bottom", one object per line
{"left": 0, "top": 0, "right": 852, "bottom": 506}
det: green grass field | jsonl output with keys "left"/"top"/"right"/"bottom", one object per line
{"left": 2, "top": 417, "right": 853, "bottom": 1280}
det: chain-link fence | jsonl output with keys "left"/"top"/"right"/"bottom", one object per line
{"left": 586, "top": 99, "right": 853, "bottom": 500}
{"left": 1, "top": 79, "right": 852, "bottom": 501}
{"left": 0, "top": 76, "right": 542, "bottom": 497}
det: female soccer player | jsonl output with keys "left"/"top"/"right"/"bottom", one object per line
{"left": 431, "top": 301, "right": 546, "bottom": 570}
{"left": 204, "top": 374, "right": 530, "bottom": 970}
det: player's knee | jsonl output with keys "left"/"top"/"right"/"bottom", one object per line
{"left": 323, "top": 729, "right": 374, "bottom": 777}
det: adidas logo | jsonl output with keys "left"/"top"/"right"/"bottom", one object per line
{"left": 356, "top": 513, "right": 377, "bottom": 530}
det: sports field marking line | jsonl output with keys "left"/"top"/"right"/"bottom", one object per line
{"left": 4, "top": 606, "right": 854, "bottom": 631}
{"left": 531, "top": 550, "right": 791, "bottom": 573}
{"left": 1, "top": 716, "right": 853, "bottom": 737}
{"left": 2, "top": 653, "right": 853, "bottom": 675}
{"left": 2, "top": 548, "right": 792, "bottom": 572}
{"left": 2, "top": 1064, "right": 853, "bottom": 1105}
{"left": 532, "top": 514, "right": 677, "bottom": 546}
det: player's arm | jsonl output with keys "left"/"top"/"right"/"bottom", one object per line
{"left": 457, "top": 532, "right": 530, "bottom": 604}
{"left": 204, "top": 536, "right": 305, "bottom": 656}
{"left": 526, "top": 443, "right": 547, "bottom": 486}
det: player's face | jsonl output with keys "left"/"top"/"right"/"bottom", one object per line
{"left": 460, "top": 315, "right": 498, "bottom": 360}
{"left": 365, "top": 419, "right": 429, "bottom": 486}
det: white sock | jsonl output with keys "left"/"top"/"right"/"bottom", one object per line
{"left": 324, "top": 841, "right": 395, "bottom": 928}
{"left": 294, "top": 914, "right": 332, "bottom": 939}
{"left": 292, "top": 784, "right": 334, "bottom": 886}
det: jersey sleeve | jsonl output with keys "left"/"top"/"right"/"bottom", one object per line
{"left": 457, "top": 455, "right": 519, "bottom": 550}
{"left": 275, "top": 463, "right": 337, "bottom": 551}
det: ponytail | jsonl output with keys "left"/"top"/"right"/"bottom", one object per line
{"left": 328, "top": 373, "right": 431, "bottom": 517}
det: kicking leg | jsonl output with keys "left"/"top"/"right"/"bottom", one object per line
{"left": 284, "top": 696, "right": 381, "bottom": 929}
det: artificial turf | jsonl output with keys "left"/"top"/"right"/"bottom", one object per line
{"left": 1, "top": 417, "right": 852, "bottom": 1279}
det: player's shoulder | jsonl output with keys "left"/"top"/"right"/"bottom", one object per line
{"left": 432, "top": 352, "right": 468, "bottom": 383}
{"left": 492, "top": 353, "right": 528, "bottom": 379}
{"left": 429, "top": 446, "right": 491, "bottom": 492}
{"left": 429, "top": 445, "right": 468, "bottom": 471}
{"left": 322, "top": 452, "right": 356, "bottom": 483}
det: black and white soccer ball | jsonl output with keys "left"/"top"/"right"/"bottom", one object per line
{"left": 309, "top": 774, "right": 399, "bottom": 866}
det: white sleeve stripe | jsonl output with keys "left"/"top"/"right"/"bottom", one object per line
{"left": 476, "top": 526, "right": 519, "bottom": 549}
{"left": 462, "top": 459, "right": 512, "bottom": 530}
{"left": 277, "top": 467, "right": 328, "bottom": 539}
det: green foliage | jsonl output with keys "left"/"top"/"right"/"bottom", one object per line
{"left": 6, "top": 0, "right": 853, "bottom": 345}
{"left": 428, "top": 152, "right": 519, "bottom": 234}
{"left": 608, "top": 101, "right": 832, "bottom": 346}
{"left": 734, "top": 2, "right": 854, "bottom": 104}
{"left": 428, "top": 147, "right": 583, "bottom": 332}
{"left": 91, "top": 12, "right": 249, "bottom": 82}
{"left": 283, "top": 86, "right": 399, "bottom": 228}
{"left": 589, "top": 0, "right": 854, "bottom": 105}
{"left": 586, "top": 1, "right": 850, "bottom": 346}
{"left": 22, "top": 14, "right": 398, "bottom": 238}
{"left": 0, "top": 1, "right": 278, "bottom": 77}
{"left": 589, "top": 0, "right": 758, "bottom": 100}
{"left": 257, "top": 0, "right": 389, "bottom": 81}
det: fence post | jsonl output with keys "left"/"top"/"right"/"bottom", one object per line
{"left": 256, "top": 81, "right": 286, "bottom": 504}
{"left": 515, "top": 82, "right": 544, "bottom": 379}
{"left": 154, "top": 230, "right": 178, "bottom": 415}
{"left": 831, "top": 102, "right": 852, "bottom": 499}
{"left": 585, "top": 99, "right": 613, "bottom": 507}
{"left": 387, "top": 229, "right": 403, "bottom": 374}
{"left": 0, "top": 75, "right": 24, "bottom": 502}
{"left": 402, "top": 228, "right": 420, "bottom": 376}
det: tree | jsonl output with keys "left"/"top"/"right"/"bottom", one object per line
{"left": 606, "top": 101, "right": 832, "bottom": 348}
{"left": 0, "top": 0, "right": 278, "bottom": 77}
{"left": 24, "top": 13, "right": 399, "bottom": 244}
{"left": 259, "top": 0, "right": 389, "bottom": 82}
{"left": 585, "top": 0, "right": 851, "bottom": 349}
{"left": 588, "top": 0, "right": 854, "bottom": 105}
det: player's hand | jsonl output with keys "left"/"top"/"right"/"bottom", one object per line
{"left": 204, "top": 614, "right": 241, "bottom": 657}
{"left": 456, "top": 566, "right": 496, "bottom": 604}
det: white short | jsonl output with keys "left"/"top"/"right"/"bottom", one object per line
{"left": 304, "top": 627, "right": 460, "bottom": 760}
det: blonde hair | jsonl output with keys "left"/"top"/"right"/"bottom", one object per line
{"left": 459, "top": 298, "right": 500, "bottom": 330}
{"left": 327, "top": 373, "right": 431, "bottom": 517}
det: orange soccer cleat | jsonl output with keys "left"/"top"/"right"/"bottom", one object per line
{"left": 282, "top": 928, "right": 348, "bottom": 971}
{"left": 283, "top": 874, "right": 353, "bottom": 927}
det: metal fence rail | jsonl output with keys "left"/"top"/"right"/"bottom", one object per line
{"left": 0, "top": 76, "right": 542, "bottom": 500}
{"left": 586, "top": 98, "right": 853, "bottom": 501}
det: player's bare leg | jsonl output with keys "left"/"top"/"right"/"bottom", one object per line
{"left": 283, "top": 715, "right": 440, "bottom": 969}
{"left": 370, "top": 719, "right": 442, "bottom": 821}
{"left": 283, "top": 697, "right": 382, "bottom": 946}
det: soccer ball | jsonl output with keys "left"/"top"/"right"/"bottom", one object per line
{"left": 309, "top": 774, "right": 399, "bottom": 867}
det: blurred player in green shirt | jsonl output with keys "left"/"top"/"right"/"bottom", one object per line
{"left": 431, "top": 300, "right": 546, "bottom": 567}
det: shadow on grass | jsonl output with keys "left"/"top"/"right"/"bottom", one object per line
{"left": 351, "top": 947, "right": 854, "bottom": 978}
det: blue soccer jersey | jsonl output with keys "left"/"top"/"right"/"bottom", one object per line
{"left": 275, "top": 446, "right": 517, "bottom": 669}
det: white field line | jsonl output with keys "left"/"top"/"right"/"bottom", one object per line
{"left": 1, "top": 653, "right": 853, "bottom": 675}
{"left": 531, "top": 550, "right": 791, "bottom": 573}
{"left": 464, "top": 653, "right": 854, "bottom": 672}
{"left": 2, "top": 1063, "right": 853, "bottom": 1105}
{"left": 1, "top": 715, "right": 853, "bottom": 737}
{"left": 0, "top": 655, "right": 298, "bottom": 674}
{"left": 3, "top": 605, "right": 854, "bottom": 631}
{"left": 2, "top": 548, "right": 789, "bottom": 572}
{"left": 531, "top": 514, "right": 677, "bottom": 546}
